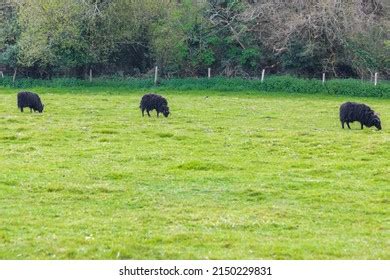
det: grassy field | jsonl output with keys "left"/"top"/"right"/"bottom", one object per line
{"left": 0, "top": 87, "right": 389, "bottom": 259}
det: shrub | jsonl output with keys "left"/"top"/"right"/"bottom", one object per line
{"left": 0, "top": 76, "right": 388, "bottom": 98}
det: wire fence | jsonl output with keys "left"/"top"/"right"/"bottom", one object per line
{"left": 0, "top": 66, "right": 389, "bottom": 89}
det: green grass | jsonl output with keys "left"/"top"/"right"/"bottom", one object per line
{"left": 0, "top": 87, "right": 389, "bottom": 259}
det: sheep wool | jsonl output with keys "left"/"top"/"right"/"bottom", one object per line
{"left": 339, "top": 102, "right": 381, "bottom": 130}
{"left": 17, "top": 92, "right": 44, "bottom": 113}
{"left": 139, "top": 93, "right": 170, "bottom": 118}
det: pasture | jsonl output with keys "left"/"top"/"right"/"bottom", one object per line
{"left": 0, "top": 87, "right": 389, "bottom": 259}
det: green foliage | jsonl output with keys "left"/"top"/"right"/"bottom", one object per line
{"left": 0, "top": 88, "right": 389, "bottom": 259}
{"left": 203, "top": 0, "right": 263, "bottom": 75}
{"left": 346, "top": 32, "right": 383, "bottom": 77}
{"left": 0, "top": 76, "right": 388, "bottom": 98}
{"left": 0, "top": 0, "right": 388, "bottom": 79}
{"left": 281, "top": 41, "right": 325, "bottom": 76}
{"left": 0, "top": 76, "right": 155, "bottom": 89}
{"left": 0, "top": 1, "right": 20, "bottom": 69}
{"left": 150, "top": 0, "right": 216, "bottom": 74}
{"left": 382, "top": 40, "right": 390, "bottom": 74}
{"left": 0, "top": 44, "right": 19, "bottom": 68}
{"left": 150, "top": 22, "right": 187, "bottom": 72}
{"left": 239, "top": 48, "right": 261, "bottom": 69}
{"left": 16, "top": 0, "right": 85, "bottom": 68}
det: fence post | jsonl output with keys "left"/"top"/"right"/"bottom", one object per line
{"left": 154, "top": 66, "right": 158, "bottom": 85}
{"left": 322, "top": 73, "right": 326, "bottom": 84}
{"left": 261, "top": 69, "right": 265, "bottom": 83}
{"left": 0, "top": 71, "right": 3, "bottom": 78}
{"left": 374, "top": 72, "right": 378, "bottom": 86}
{"left": 13, "top": 68, "right": 17, "bottom": 83}
{"left": 208, "top": 68, "right": 211, "bottom": 79}
{"left": 89, "top": 68, "right": 93, "bottom": 82}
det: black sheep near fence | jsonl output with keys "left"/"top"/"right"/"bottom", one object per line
{"left": 139, "top": 93, "right": 170, "bottom": 118}
{"left": 339, "top": 102, "right": 381, "bottom": 130}
{"left": 17, "top": 91, "right": 44, "bottom": 113}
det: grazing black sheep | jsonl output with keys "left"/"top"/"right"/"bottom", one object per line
{"left": 339, "top": 102, "right": 381, "bottom": 130}
{"left": 139, "top": 93, "right": 170, "bottom": 117}
{"left": 17, "top": 91, "right": 44, "bottom": 113}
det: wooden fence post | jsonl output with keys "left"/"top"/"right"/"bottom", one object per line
{"left": 261, "top": 69, "right": 265, "bottom": 83}
{"left": 322, "top": 73, "right": 326, "bottom": 84}
{"left": 154, "top": 66, "right": 158, "bottom": 85}
{"left": 89, "top": 68, "right": 93, "bottom": 82}
{"left": 13, "top": 68, "right": 17, "bottom": 83}
{"left": 374, "top": 72, "right": 378, "bottom": 86}
{"left": 208, "top": 68, "right": 211, "bottom": 79}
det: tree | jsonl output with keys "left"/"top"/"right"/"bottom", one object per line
{"left": 16, "top": 0, "right": 86, "bottom": 76}
{"left": 240, "top": 0, "right": 389, "bottom": 77}
{"left": 1, "top": 0, "right": 388, "bottom": 78}
{"left": 0, "top": 0, "right": 20, "bottom": 78}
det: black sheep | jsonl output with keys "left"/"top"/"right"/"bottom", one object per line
{"left": 139, "top": 93, "right": 170, "bottom": 117}
{"left": 339, "top": 102, "right": 381, "bottom": 130}
{"left": 17, "top": 91, "right": 44, "bottom": 113}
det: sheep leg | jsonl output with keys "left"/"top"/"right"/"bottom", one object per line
{"left": 20, "top": 107, "right": 23, "bottom": 113}
{"left": 347, "top": 122, "right": 351, "bottom": 129}
{"left": 146, "top": 110, "right": 151, "bottom": 117}
{"left": 157, "top": 111, "right": 160, "bottom": 118}
{"left": 30, "top": 108, "right": 33, "bottom": 113}
{"left": 360, "top": 123, "right": 364, "bottom": 130}
{"left": 141, "top": 108, "right": 145, "bottom": 117}
{"left": 341, "top": 122, "right": 345, "bottom": 129}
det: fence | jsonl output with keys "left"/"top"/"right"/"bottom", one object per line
{"left": 149, "top": 67, "right": 383, "bottom": 86}
{"left": 0, "top": 64, "right": 387, "bottom": 87}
